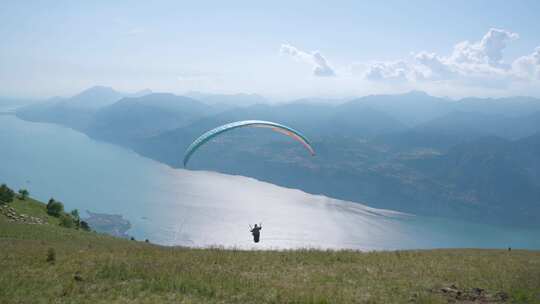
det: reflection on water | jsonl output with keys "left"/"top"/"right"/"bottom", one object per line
{"left": 1, "top": 115, "right": 539, "bottom": 250}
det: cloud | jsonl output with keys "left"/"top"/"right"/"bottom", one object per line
{"left": 280, "top": 44, "right": 335, "bottom": 77}
{"left": 512, "top": 47, "right": 540, "bottom": 80}
{"left": 364, "top": 61, "right": 411, "bottom": 82}
{"left": 359, "top": 28, "right": 540, "bottom": 90}
{"left": 278, "top": 29, "right": 538, "bottom": 96}
{"left": 414, "top": 52, "right": 456, "bottom": 79}
{"left": 449, "top": 28, "right": 518, "bottom": 68}
{"left": 414, "top": 28, "right": 520, "bottom": 81}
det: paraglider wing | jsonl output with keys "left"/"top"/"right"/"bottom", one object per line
{"left": 183, "top": 120, "right": 315, "bottom": 167}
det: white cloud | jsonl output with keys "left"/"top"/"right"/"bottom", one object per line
{"left": 512, "top": 47, "right": 540, "bottom": 80}
{"left": 364, "top": 61, "right": 411, "bottom": 82}
{"left": 414, "top": 28, "right": 520, "bottom": 82}
{"left": 414, "top": 52, "right": 455, "bottom": 79}
{"left": 449, "top": 28, "right": 518, "bottom": 68}
{"left": 280, "top": 44, "right": 335, "bottom": 77}
{"left": 358, "top": 28, "right": 540, "bottom": 91}
{"left": 277, "top": 29, "right": 539, "bottom": 97}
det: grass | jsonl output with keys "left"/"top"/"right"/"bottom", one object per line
{"left": 3, "top": 196, "right": 60, "bottom": 225}
{"left": 1, "top": 197, "right": 539, "bottom": 303}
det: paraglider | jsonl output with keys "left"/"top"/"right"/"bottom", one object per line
{"left": 249, "top": 223, "right": 262, "bottom": 243}
{"left": 183, "top": 120, "right": 315, "bottom": 167}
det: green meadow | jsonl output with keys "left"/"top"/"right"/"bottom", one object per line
{"left": 1, "top": 196, "right": 539, "bottom": 303}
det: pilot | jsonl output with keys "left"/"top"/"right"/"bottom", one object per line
{"left": 250, "top": 224, "right": 262, "bottom": 243}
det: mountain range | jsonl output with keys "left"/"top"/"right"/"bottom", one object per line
{"left": 15, "top": 86, "right": 540, "bottom": 228}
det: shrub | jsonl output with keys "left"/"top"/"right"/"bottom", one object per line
{"left": 47, "top": 201, "right": 64, "bottom": 217}
{"left": 80, "top": 220, "right": 91, "bottom": 231}
{"left": 0, "top": 184, "right": 15, "bottom": 204}
{"left": 47, "top": 198, "right": 55, "bottom": 208}
{"left": 59, "top": 214, "right": 75, "bottom": 228}
{"left": 18, "top": 189, "right": 29, "bottom": 200}
{"left": 70, "top": 209, "right": 80, "bottom": 227}
{"left": 46, "top": 248, "right": 56, "bottom": 264}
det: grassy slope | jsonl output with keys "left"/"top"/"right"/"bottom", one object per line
{"left": 0, "top": 197, "right": 539, "bottom": 304}
{"left": 3, "top": 196, "right": 60, "bottom": 225}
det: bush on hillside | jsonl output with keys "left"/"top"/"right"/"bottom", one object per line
{"left": 46, "top": 198, "right": 55, "bottom": 209}
{"left": 0, "top": 184, "right": 15, "bottom": 204}
{"left": 80, "top": 220, "right": 91, "bottom": 231}
{"left": 46, "top": 248, "right": 56, "bottom": 264}
{"left": 59, "top": 214, "right": 75, "bottom": 228}
{"left": 46, "top": 201, "right": 64, "bottom": 217}
{"left": 70, "top": 209, "right": 80, "bottom": 227}
{"left": 18, "top": 189, "right": 29, "bottom": 200}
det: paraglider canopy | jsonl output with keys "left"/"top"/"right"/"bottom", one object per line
{"left": 183, "top": 120, "right": 315, "bottom": 167}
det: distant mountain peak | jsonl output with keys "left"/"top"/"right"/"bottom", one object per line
{"left": 184, "top": 91, "right": 268, "bottom": 106}
{"left": 131, "top": 89, "right": 153, "bottom": 97}
{"left": 116, "top": 92, "right": 205, "bottom": 108}
{"left": 143, "top": 92, "right": 177, "bottom": 98}
{"left": 78, "top": 85, "right": 117, "bottom": 94}
{"left": 67, "top": 86, "right": 125, "bottom": 108}
{"left": 403, "top": 90, "right": 430, "bottom": 97}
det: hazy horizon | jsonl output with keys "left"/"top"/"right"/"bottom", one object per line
{"left": 4, "top": 85, "right": 540, "bottom": 106}
{"left": 2, "top": 1, "right": 540, "bottom": 100}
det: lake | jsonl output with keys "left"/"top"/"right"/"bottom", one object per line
{"left": 1, "top": 114, "right": 539, "bottom": 250}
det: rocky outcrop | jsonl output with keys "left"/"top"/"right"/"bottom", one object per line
{"left": 432, "top": 284, "right": 510, "bottom": 303}
{"left": 0, "top": 205, "right": 45, "bottom": 225}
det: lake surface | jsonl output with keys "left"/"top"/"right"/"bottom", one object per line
{"left": 1, "top": 114, "right": 539, "bottom": 250}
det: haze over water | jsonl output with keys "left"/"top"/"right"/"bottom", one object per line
{"left": 1, "top": 113, "right": 539, "bottom": 250}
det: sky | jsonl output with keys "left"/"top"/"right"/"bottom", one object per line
{"left": 1, "top": 0, "right": 540, "bottom": 100}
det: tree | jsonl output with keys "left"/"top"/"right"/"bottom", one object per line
{"left": 47, "top": 198, "right": 55, "bottom": 209}
{"left": 0, "top": 184, "right": 15, "bottom": 204}
{"left": 80, "top": 220, "right": 91, "bottom": 231}
{"left": 18, "top": 189, "right": 29, "bottom": 200}
{"left": 46, "top": 201, "right": 64, "bottom": 217}
{"left": 70, "top": 209, "right": 80, "bottom": 228}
